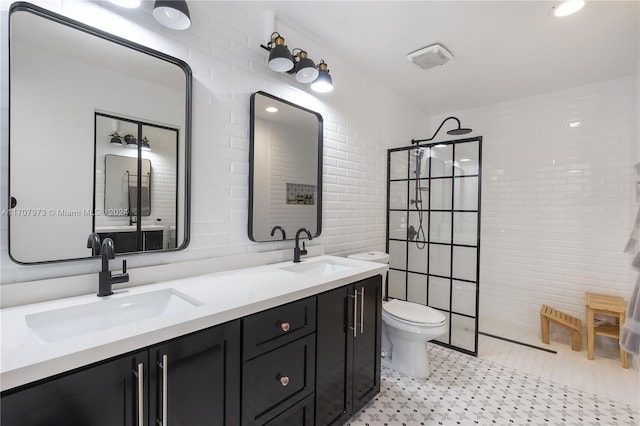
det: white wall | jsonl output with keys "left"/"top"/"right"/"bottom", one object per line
{"left": 432, "top": 77, "right": 636, "bottom": 342}
{"left": 0, "top": 1, "right": 426, "bottom": 287}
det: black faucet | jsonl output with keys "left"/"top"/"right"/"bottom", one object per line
{"left": 97, "top": 238, "right": 129, "bottom": 297}
{"left": 86, "top": 232, "right": 102, "bottom": 256}
{"left": 271, "top": 225, "right": 287, "bottom": 240}
{"left": 293, "top": 228, "right": 312, "bottom": 263}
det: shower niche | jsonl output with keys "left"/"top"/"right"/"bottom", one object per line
{"left": 386, "top": 138, "right": 481, "bottom": 355}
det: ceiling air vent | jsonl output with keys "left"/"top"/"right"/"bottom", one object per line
{"left": 407, "top": 43, "right": 453, "bottom": 70}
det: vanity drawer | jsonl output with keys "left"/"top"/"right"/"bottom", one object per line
{"left": 263, "top": 393, "right": 315, "bottom": 426}
{"left": 243, "top": 296, "right": 316, "bottom": 360}
{"left": 242, "top": 334, "right": 316, "bottom": 425}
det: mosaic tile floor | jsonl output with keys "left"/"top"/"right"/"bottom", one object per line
{"left": 346, "top": 344, "right": 639, "bottom": 425}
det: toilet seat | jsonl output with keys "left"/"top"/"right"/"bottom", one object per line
{"left": 383, "top": 299, "right": 445, "bottom": 326}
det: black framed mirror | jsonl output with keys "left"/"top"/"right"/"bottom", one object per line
{"left": 8, "top": 2, "right": 191, "bottom": 263}
{"left": 249, "top": 92, "right": 323, "bottom": 242}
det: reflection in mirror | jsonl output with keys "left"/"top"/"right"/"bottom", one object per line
{"left": 249, "top": 92, "right": 323, "bottom": 242}
{"left": 95, "top": 113, "right": 179, "bottom": 253}
{"left": 8, "top": 3, "right": 191, "bottom": 263}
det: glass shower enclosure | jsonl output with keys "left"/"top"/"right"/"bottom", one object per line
{"left": 386, "top": 137, "right": 482, "bottom": 355}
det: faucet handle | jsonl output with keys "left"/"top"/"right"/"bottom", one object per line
{"left": 300, "top": 241, "right": 308, "bottom": 255}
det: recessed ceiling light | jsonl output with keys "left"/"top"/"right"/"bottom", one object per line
{"left": 459, "top": 158, "right": 472, "bottom": 162}
{"left": 551, "top": 0, "right": 585, "bottom": 17}
{"left": 265, "top": 106, "right": 278, "bottom": 113}
{"left": 108, "top": 0, "right": 141, "bottom": 8}
{"left": 568, "top": 120, "right": 582, "bottom": 128}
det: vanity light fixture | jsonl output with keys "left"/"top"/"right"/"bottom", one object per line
{"left": 110, "top": 131, "right": 123, "bottom": 145}
{"left": 292, "top": 49, "right": 319, "bottom": 83}
{"left": 261, "top": 32, "right": 334, "bottom": 93}
{"left": 153, "top": 0, "right": 191, "bottom": 30}
{"left": 124, "top": 134, "right": 138, "bottom": 148}
{"left": 411, "top": 116, "right": 473, "bottom": 145}
{"left": 266, "top": 33, "right": 294, "bottom": 72}
{"left": 310, "top": 60, "right": 333, "bottom": 93}
{"left": 141, "top": 137, "right": 152, "bottom": 151}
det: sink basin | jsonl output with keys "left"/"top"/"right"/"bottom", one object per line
{"left": 26, "top": 289, "right": 202, "bottom": 343}
{"left": 280, "top": 260, "right": 354, "bottom": 276}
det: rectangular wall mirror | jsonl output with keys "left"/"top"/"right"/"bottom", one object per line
{"left": 249, "top": 92, "right": 323, "bottom": 242}
{"left": 8, "top": 2, "right": 191, "bottom": 263}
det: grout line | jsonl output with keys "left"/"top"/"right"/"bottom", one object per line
{"left": 479, "top": 331, "right": 557, "bottom": 354}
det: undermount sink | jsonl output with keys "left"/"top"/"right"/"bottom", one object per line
{"left": 280, "top": 260, "right": 354, "bottom": 276}
{"left": 26, "top": 289, "right": 202, "bottom": 343}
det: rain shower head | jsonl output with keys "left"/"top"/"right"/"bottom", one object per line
{"left": 447, "top": 127, "right": 472, "bottom": 136}
{"left": 411, "top": 116, "right": 473, "bottom": 145}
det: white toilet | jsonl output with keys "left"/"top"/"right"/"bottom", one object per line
{"left": 348, "top": 251, "right": 448, "bottom": 379}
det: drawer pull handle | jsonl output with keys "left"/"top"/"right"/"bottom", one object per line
{"left": 280, "top": 322, "right": 291, "bottom": 332}
{"left": 278, "top": 375, "right": 290, "bottom": 386}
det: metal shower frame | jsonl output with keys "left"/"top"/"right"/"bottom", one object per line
{"left": 386, "top": 136, "right": 482, "bottom": 356}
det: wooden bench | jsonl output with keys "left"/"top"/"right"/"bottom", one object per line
{"left": 540, "top": 304, "right": 582, "bottom": 351}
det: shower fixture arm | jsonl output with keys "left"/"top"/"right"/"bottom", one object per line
{"left": 411, "top": 116, "right": 471, "bottom": 144}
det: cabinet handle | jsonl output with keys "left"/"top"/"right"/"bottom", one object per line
{"left": 280, "top": 322, "right": 290, "bottom": 332}
{"left": 277, "top": 374, "right": 290, "bottom": 386}
{"left": 360, "top": 286, "right": 365, "bottom": 334}
{"left": 159, "top": 354, "right": 168, "bottom": 426}
{"left": 350, "top": 290, "right": 358, "bottom": 337}
{"left": 134, "top": 362, "right": 144, "bottom": 426}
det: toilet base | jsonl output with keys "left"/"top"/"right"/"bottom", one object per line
{"left": 388, "top": 338, "right": 431, "bottom": 379}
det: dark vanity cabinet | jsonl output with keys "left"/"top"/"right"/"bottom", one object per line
{"left": 148, "top": 320, "right": 241, "bottom": 425}
{"left": 0, "top": 350, "right": 147, "bottom": 426}
{"left": 315, "top": 275, "right": 382, "bottom": 426}
{"left": 0, "top": 320, "right": 240, "bottom": 426}
{"left": 98, "top": 230, "right": 164, "bottom": 253}
{"left": 241, "top": 297, "right": 317, "bottom": 426}
{"left": 1, "top": 274, "right": 383, "bottom": 426}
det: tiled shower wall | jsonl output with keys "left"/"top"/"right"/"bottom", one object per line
{"left": 434, "top": 77, "right": 636, "bottom": 342}
{"left": 0, "top": 1, "right": 426, "bottom": 284}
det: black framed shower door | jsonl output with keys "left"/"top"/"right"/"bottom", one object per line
{"left": 386, "top": 137, "right": 482, "bottom": 356}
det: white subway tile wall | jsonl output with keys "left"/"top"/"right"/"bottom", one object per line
{"left": 437, "top": 77, "right": 636, "bottom": 342}
{"left": 0, "top": 2, "right": 637, "bottom": 346}
{"left": 0, "top": 0, "right": 426, "bottom": 283}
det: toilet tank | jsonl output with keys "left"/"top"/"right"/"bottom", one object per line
{"left": 347, "top": 251, "right": 389, "bottom": 298}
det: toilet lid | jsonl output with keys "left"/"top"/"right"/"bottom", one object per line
{"left": 383, "top": 299, "right": 445, "bottom": 325}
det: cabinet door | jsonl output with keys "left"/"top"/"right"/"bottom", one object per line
{"left": 143, "top": 230, "right": 163, "bottom": 251}
{"left": 315, "top": 284, "right": 353, "bottom": 426}
{"left": 150, "top": 320, "right": 241, "bottom": 426}
{"left": 1, "top": 351, "right": 148, "bottom": 426}
{"left": 351, "top": 275, "right": 382, "bottom": 414}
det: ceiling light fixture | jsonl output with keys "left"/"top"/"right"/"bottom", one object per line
{"left": 153, "top": 0, "right": 191, "bottom": 30}
{"left": 108, "top": 0, "right": 141, "bottom": 8}
{"left": 551, "top": 0, "right": 585, "bottom": 17}
{"left": 411, "top": 116, "right": 473, "bottom": 145}
{"left": 261, "top": 32, "right": 333, "bottom": 93}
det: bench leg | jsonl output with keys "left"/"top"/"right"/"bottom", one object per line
{"left": 571, "top": 330, "right": 581, "bottom": 351}
{"left": 541, "top": 316, "right": 550, "bottom": 344}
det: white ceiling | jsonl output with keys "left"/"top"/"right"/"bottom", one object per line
{"left": 254, "top": 1, "right": 640, "bottom": 116}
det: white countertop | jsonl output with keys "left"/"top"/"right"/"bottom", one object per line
{"left": 0, "top": 255, "right": 387, "bottom": 392}
{"left": 94, "top": 224, "right": 166, "bottom": 233}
